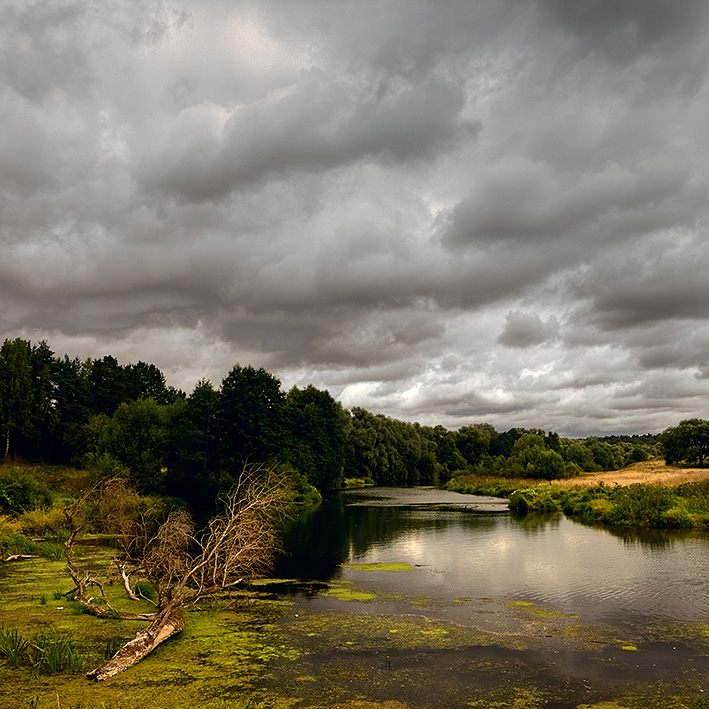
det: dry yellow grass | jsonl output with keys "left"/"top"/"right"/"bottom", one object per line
{"left": 556, "top": 458, "right": 709, "bottom": 487}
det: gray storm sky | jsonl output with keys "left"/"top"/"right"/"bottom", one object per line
{"left": 2, "top": 0, "right": 708, "bottom": 436}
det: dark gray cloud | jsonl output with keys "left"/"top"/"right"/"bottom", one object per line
{"left": 2, "top": 0, "right": 709, "bottom": 435}
{"left": 498, "top": 311, "right": 559, "bottom": 348}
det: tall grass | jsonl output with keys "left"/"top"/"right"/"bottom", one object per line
{"left": 29, "top": 631, "right": 84, "bottom": 674}
{"left": 0, "top": 625, "right": 85, "bottom": 674}
{"left": 0, "top": 625, "right": 30, "bottom": 668}
{"left": 559, "top": 483, "right": 709, "bottom": 529}
{"left": 0, "top": 528, "right": 66, "bottom": 561}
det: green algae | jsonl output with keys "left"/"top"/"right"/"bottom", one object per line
{"left": 343, "top": 562, "right": 415, "bottom": 572}
{"left": 2, "top": 546, "right": 709, "bottom": 709}
{"left": 323, "top": 581, "right": 377, "bottom": 601}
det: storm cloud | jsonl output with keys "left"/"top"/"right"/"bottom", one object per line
{"left": 2, "top": 0, "right": 709, "bottom": 436}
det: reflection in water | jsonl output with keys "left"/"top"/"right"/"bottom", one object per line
{"left": 277, "top": 488, "right": 709, "bottom": 625}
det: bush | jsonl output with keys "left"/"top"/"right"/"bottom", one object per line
{"left": 18, "top": 507, "right": 67, "bottom": 536}
{"left": 132, "top": 580, "right": 157, "bottom": 603}
{"left": 0, "top": 469, "right": 53, "bottom": 515}
{"left": 509, "top": 488, "right": 560, "bottom": 513}
{"left": 660, "top": 505, "right": 698, "bottom": 529}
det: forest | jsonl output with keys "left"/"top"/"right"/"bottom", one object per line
{"left": 0, "top": 337, "right": 667, "bottom": 511}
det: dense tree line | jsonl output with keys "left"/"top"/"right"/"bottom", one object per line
{"left": 0, "top": 338, "right": 664, "bottom": 507}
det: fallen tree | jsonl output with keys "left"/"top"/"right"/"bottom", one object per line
{"left": 62, "top": 466, "right": 293, "bottom": 680}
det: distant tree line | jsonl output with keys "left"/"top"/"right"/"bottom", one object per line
{"left": 0, "top": 338, "right": 667, "bottom": 506}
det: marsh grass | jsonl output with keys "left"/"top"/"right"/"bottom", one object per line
{"left": 29, "top": 631, "right": 85, "bottom": 675}
{"left": 0, "top": 625, "right": 30, "bottom": 668}
{"left": 1, "top": 626, "right": 85, "bottom": 675}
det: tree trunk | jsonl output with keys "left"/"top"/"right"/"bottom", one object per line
{"left": 86, "top": 603, "right": 185, "bottom": 681}
{"left": 3, "top": 430, "right": 8, "bottom": 458}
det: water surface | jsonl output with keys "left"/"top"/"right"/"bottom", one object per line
{"left": 279, "top": 487, "right": 709, "bottom": 626}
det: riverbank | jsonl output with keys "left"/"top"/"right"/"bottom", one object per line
{"left": 447, "top": 459, "right": 709, "bottom": 529}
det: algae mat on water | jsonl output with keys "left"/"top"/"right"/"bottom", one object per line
{"left": 2, "top": 556, "right": 709, "bottom": 708}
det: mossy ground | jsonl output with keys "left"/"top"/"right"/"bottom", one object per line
{"left": 1, "top": 553, "right": 708, "bottom": 709}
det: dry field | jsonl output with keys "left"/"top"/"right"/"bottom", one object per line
{"left": 557, "top": 458, "right": 709, "bottom": 487}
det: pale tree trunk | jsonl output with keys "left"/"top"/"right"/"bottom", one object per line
{"left": 86, "top": 603, "right": 185, "bottom": 681}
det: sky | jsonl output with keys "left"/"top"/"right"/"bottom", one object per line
{"left": 1, "top": 0, "right": 708, "bottom": 437}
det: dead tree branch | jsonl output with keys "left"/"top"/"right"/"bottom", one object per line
{"left": 83, "top": 465, "right": 294, "bottom": 680}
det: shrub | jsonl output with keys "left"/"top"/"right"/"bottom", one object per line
{"left": 132, "top": 580, "right": 157, "bottom": 603}
{"left": 0, "top": 470, "right": 53, "bottom": 515}
{"left": 660, "top": 505, "right": 698, "bottom": 529}
{"left": 509, "top": 488, "right": 560, "bottom": 513}
{"left": 18, "top": 507, "right": 67, "bottom": 536}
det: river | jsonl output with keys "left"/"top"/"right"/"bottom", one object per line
{"left": 277, "top": 486, "right": 709, "bottom": 627}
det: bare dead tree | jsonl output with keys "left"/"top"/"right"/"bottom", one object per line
{"left": 63, "top": 478, "right": 157, "bottom": 621}
{"left": 72, "top": 465, "right": 294, "bottom": 681}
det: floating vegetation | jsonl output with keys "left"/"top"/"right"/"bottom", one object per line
{"left": 343, "top": 562, "right": 414, "bottom": 572}
{"left": 324, "top": 582, "right": 377, "bottom": 602}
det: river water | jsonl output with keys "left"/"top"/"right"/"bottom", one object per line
{"left": 277, "top": 487, "right": 709, "bottom": 626}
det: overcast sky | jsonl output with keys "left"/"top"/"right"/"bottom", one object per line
{"left": 2, "top": 0, "right": 708, "bottom": 436}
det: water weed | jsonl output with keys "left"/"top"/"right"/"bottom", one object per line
{"left": 0, "top": 625, "right": 30, "bottom": 668}
{"left": 29, "top": 631, "right": 85, "bottom": 674}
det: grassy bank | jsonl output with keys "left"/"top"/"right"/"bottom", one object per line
{"left": 447, "top": 461, "right": 709, "bottom": 529}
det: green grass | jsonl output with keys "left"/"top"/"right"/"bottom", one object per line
{"left": 447, "top": 473, "right": 709, "bottom": 529}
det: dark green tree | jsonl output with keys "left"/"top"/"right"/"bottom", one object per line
{"left": 51, "top": 355, "right": 91, "bottom": 461}
{"left": 563, "top": 441, "right": 598, "bottom": 472}
{"left": 87, "top": 355, "right": 128, "bottom": 415}
{"left": 431, "top": 425, "right": 466, "bottom": 480}
{"left": 0, "top": 338, "right": 34, "bottom": 457}
{"left": 27, "top": 340, "right": 57, "bottom": 456}
{"left": 285, "top": 385, "right": 347, "bottom": 491}
{"left": 456, "top": 423, "right": 496, "bottom": 467}
{"left": 165, "top": 379, "right": 220, "bottom": 501}
{"left": 216, "top": 365, "right": 286, "bottom": 473}
{"left": 660, "top": 419, "right": 709, "bottom": 467}
{"left": 87, "top": 398, "right": 173, "bottom": 492}
{"left": 126, "top": 361, "right": 169, "bottom": 402}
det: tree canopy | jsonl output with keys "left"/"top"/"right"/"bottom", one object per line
{"left": 660, "top": 419, "right": 709, "bottom": 467}
{"left": 0, "top": 337, "right": 666, "bottom": 506}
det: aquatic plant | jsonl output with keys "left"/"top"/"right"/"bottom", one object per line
{"left": 0, "top": 625, "right": 29, "bottom": 668}
{"left": 28, "top": 631, "right": 84, "bottom": 674}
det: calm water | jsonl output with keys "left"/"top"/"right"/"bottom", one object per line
{"left": 278, "top": 487, "right": 709, "bottom": 625}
